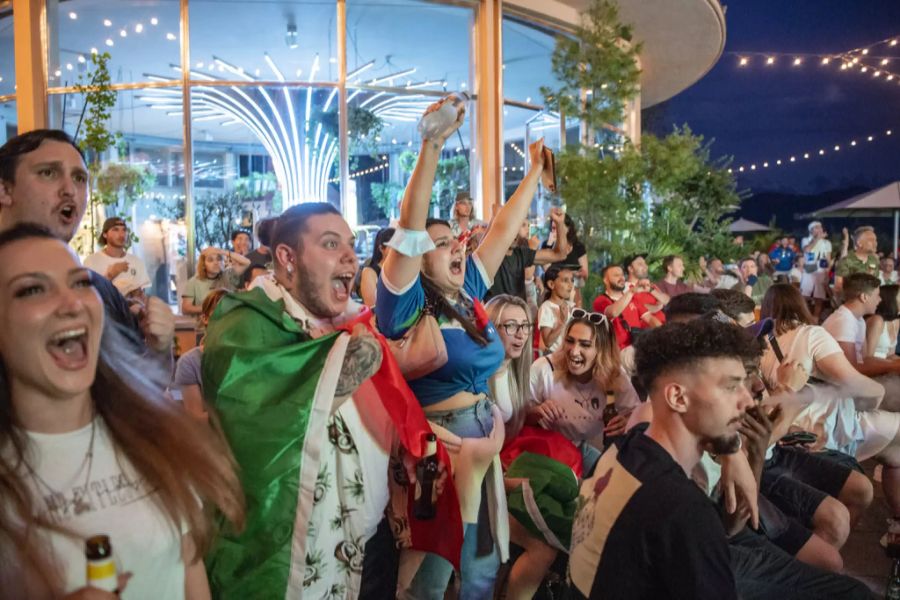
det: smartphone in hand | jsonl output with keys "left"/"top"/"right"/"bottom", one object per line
{"left": 541, "top": 146, "right": 557, "bottom": 193}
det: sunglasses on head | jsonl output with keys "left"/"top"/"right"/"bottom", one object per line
{"left": 572, "top": 308, "right": 608, "bottom": 328}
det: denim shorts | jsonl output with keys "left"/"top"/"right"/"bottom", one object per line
{"left": 426, "top": 396, "right": 495, "bottom": 440}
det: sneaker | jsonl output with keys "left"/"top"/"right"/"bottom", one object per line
{"left": 881, "top": 518, "right": 900, "bottom": 549}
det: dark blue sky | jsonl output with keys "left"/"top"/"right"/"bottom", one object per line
{"left": 647, "top": 0, "right": 900, "bottom": 195}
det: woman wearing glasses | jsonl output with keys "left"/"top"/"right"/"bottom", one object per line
{"left": 528, "top": 310, "right": 640, "bottom": 475}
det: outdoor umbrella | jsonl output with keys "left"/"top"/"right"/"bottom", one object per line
{"left": 729, "top": 217, "right": 771, "bottom": 233}
{"left": 811, "top": 182, "right": 900, "bottom": 259}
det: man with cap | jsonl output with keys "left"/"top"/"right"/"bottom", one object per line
{"left": 230, "top": 227, "right": 253, "bottom": 257}
{"left": 800, "top": 220, "right": 833, "bottom": 320}
{"left": 84, "top": 216, "right": 151, "bottom": 289}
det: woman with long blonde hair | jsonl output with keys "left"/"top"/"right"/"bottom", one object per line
{"left": 0, "top": 224, "right": 244, "bottom": 599}
{"left": 485, "top": 294, "right": 533, "bottom": 440}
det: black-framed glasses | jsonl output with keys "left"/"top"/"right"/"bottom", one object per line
{"left": 572, "top": 308, "right": 608, "bottom": 328}
{"left": 499, "top": 321, "right": 533, "bottom": 336}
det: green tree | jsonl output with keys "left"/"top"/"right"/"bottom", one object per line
{"left": 541, "top": 0, "right": 742, "bottom": 306}
{"left": 540, "top": 0, "right": 642, "bottom": 134}
{"left": 72, "top": 51, "right": 118, "bottom": 253}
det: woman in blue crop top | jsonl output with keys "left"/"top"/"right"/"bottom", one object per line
{"left": 375, "top": 97, "right": 548, "bottom": 600}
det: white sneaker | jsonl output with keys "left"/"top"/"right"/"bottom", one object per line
{"left": 880, "top": 518, "right": 900, "bottom": 548}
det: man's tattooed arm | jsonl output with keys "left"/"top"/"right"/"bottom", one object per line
{"left": 335, "top": 331, "right": 382, "bottom": 398}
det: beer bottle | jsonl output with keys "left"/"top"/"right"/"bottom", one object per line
{"left": 886, "top": 556, "right": 900, "bottom": 600}
{"left": 85, "top": 535, "right": 117, "bottom": 592}
{"left": 602, "top": 392, "right": 619, "bottom": 450}
{"left": 414, "top": 434, "right": 439, "bottom": 520}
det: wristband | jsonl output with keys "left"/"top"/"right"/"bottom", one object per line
{"left": 386, "top": 227, "right": 437, "bottom": 257}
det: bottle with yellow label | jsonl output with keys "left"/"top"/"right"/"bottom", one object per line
{"left": 85, "top": 535, "right": 117, "bottom": 592}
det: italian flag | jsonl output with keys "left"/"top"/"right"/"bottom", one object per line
{"left": 202, "top": 289, "right": 463, "bottom": 598}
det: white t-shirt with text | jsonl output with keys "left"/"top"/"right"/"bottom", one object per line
{"left": 84, "top": 250, "right": 151, "bottom": 289}
{"left": 10, "top": 419, "right": 186, "bottom": 598}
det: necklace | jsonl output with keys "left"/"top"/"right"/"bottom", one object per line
{"left": 24, "top": 417, "right": 97, "bottom": 516}
{"left": 570, "top": 380, "right": 600, "bottom": 412}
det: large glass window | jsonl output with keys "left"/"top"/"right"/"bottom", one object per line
{"left": 0, "top": 5, "right": 14, "bottom": 97}
{"left": 46, "top": 0, "right": 181, "bottom": 87}
{"left": 50, "top": 90, "right": 186, "bottom": 304}
{"left": 183, "top": 84, "right": 341, "bottom": 252}
{"left": 190, "top": 0, "right": 338, "bottom": 83}
{"left": 346, "top": 0, "right": 475, "bottom": 225}
{"left": 0, "top": 101, "right": 16, "bottom": 143}
{"left": 27, "top": 0, "right": 599, "bottom": 295}
{"left": 502, "top": 17, "right": 561, "bottom": 105}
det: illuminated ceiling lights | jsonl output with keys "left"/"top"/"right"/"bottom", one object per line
{"left": 728, "top": 128, "right": 896, "bottom": 175}
{"left": 142, "top": 55, "right": 436, "bottom": 206}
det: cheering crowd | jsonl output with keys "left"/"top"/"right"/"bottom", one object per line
{"left": 0, "top": 97, "right": 896, "bottom": 600}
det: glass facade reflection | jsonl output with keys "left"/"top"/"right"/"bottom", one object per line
{"left": 6, "top": 1, "right": 600, "bottom": 304}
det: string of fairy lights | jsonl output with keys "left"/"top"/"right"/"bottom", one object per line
{"left": 729, "top": 127, "right": 894, "bottom": 176}
{"left": 328, "top": 161, "right": 389, "bottom": 184}
{"left": 727, "top": 34, "right": 900, "bottom": 89}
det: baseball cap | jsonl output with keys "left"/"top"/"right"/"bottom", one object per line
{"left": 745, "top": 317, "right": 774, "bottom": 340}
{"left": 100, "top": 217, "right": 126, "bottom": 245}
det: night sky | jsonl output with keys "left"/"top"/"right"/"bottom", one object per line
{"left": 645, "top": 0, "right": 900, "bottom": 196}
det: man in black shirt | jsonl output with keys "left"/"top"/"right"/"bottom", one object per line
{"left": 486, "top": 206, "right": 569, "bottom": 300}
{"left": 569, "top": 320, "right": 760, "bottom": 599}
{"left": 0, "top": 130, "right": 174, "bottom": 355}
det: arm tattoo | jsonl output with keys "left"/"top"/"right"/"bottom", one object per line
{"left": 335, "top": 334, "right": 382, "bottom": 397}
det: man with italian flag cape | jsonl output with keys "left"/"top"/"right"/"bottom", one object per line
{"left": 202, "top": 202, "right": 462, "bottom": 599}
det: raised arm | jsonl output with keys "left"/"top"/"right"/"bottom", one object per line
{"left": 382, "top": 99, "right": 464, "bottom": 290}
{"left": 475, "top": 139, "right": 545, "bottom": 278}
{"left": 222, "top": 248, "right": 251, "bottom": 275}
{"left": 603, "top": 290, "right": 635, "bottom": 319}
{"left": 533, "top": 208, "right": 571, "bottom": 265}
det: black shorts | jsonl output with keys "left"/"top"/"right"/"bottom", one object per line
{"left": 763, "top": 446, "right": 852, "bottom": 499}
{"left": 758, "top": 493, "right": 812, "bottom": 556}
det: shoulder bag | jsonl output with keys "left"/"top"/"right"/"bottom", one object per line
{"left": 387, "top": 303, "right": 448, "bottom": 380}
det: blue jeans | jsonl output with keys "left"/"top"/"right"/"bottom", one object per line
{"left": 401, "top": 398, "right": 501, "bottom": 600}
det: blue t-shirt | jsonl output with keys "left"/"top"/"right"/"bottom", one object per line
{"left": 769, "top": 247, "right": 796, "bottom": 272}
{"left": 376, "top": 254, "right": 505, "bottom": 407}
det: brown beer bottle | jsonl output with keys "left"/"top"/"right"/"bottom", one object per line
{"left": 414, "top": 434, "right": 439, "bottom": 520}
{"left": 85, "top": 535, "right": 117, "bottom": 592}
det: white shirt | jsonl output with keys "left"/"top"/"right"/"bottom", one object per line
{"left": 823, "top": 305, "right": 866, "bottom": 364}
{"left": 529, "top": 357, "right": 639, "bottom": 448}
{"left": 11, "top": 420, "right": 185, "bottom": 598}
{"left": 84, "top": 250, "right": 151, "bottom": 289}
{"left": 881, "top": 271, "right": 900, "bottom": 285}
{"left": 537, "top": 299, "right": 575, "bottom": 354}
{"left": 800, "top": 237, "right": 832, "bottom": 272}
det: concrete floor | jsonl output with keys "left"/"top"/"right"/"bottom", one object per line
{"left": 844, "top": 462, "right": 893, "bottom": 596}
